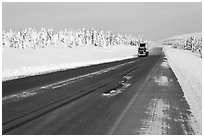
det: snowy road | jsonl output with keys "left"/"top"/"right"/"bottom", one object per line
{"left": 2, "top": 47, "right": 195, "bottom": 135}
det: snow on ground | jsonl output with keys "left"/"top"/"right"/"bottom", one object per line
{"left": 2, "top": 44, "right": 138, "bottom": 82}
{"left": 163, "top": 46, "right": 202, "bottom": 134}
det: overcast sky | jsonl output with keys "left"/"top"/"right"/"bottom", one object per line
{"left": 2, "top": 2, "right": 202, "bottom": 40}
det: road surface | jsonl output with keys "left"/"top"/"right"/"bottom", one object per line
{"left": 2, "top": 47, "right": 195, "bottom": 135}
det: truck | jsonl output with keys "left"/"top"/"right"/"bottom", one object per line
{"left": 138, "top": 43, "right": 149, "bottom": 57}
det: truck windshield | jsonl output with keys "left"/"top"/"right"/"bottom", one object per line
{"left": 140, "top": 44, "right": 146, "bottom": 47}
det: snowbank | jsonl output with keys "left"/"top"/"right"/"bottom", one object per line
{"left": 2, "top": 45, "right": 138, "bottom": 81}
{"left": 163, "top": 46, "right": 202, "bottom": 134}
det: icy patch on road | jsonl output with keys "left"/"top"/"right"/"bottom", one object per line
{"left": 102, "top": 83, "right": 131, "bottom": 97}
{"left": 102, "top": 74, "right": 132, "bottom": 97}
{"left": 138, "top": 99, "right": 170, "bottom": 135}
{"left": 123, "top": 75, "right": 132, "bottom": 80}
{"left": 138, "top": 98, "right": 195, "bottom": 135}
{"left": 154, "top": 57, "right": 170, "bottom": 86}
{"left": 154, "top": 75, "right": 169, "bottom": 86}
{"left": 161, "top": 62, "right": 169, "bottom": 68}
{"left": 161, "top": 58, "right": 169, "bottom": 68}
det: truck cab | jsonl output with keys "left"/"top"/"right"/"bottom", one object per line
{"left": 138, "top": 43, "right": 149, "bottom": 57}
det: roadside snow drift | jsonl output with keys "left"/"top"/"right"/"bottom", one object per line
{"left": 163, "top": 46, "right": 202, "bottom": 134}
{"left": 2, "top": 45, "right": 138, "bottom": 81}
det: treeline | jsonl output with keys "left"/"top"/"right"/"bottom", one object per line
{"left": 2, "top": 28, "right": 146, "bottom": 49}
{"left": 162, "top": 36, "right": 202, "bottom": 58}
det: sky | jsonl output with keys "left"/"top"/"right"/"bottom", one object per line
{"left": 2, "top": 2, "right": 202, "bottom": 41}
